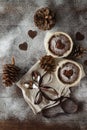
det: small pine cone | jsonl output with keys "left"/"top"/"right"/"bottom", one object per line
{"left": 40, "top": 55, "right": 56, "bottom": 72}
{"left": 34, "top": 7, "right": 56, "bottom": 30}
{"left": 2, "top": 57, "right": 21, "bottom": 87}
{"left": 71, "top": 45, "right": 87, "bottom": 58}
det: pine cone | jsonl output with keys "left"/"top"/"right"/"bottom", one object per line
{"left": 70, "top": 45, "right": 87, "bottom": 58}
{"left": 40, "top": 55, "right": 56, "bottom": 72}
{"left": 34, "top": 7, "right": 56, "bottom": 30}
{"left": 2, "top": 57, "right": 21, "bottom": 87}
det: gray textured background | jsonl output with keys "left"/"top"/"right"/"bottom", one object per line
{"left": 0, "top": 0, "right": 87, "bottom": 129}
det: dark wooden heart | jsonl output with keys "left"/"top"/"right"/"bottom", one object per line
{"left": 19, "top": 42, "right": 28, "bottom": 51}
{"left": 76, "top": 32, "right": 85, "bottom": 41}
{"left": 28, "top": 30, "right": 37, "bottom": 39}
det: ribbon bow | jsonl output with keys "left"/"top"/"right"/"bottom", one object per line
{"left": 24, "top": 71, "right": 68, "bottom": 106}
{"left": 31, "top": 71, "right": 59, "bottom": 105}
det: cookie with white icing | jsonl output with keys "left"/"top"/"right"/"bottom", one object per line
{"left": 44, "top": 32, "right": 73, "bottom": 58}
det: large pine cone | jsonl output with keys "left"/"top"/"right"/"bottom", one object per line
{"left": 40, "top": 55, "right": 56, "bottom": 72}
{"left": 2, "top": 58, "right": 21, "bottom": 87}
{"left": 34, "top": 7, "right": 56, "bottom": 30}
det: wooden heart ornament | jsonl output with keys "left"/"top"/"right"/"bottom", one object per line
{"left": 76, "top": 32, "right": 85, "bottom": 41}
{"left": 19, "top": 42, "right": 28, "bottom": 51}
{"left": 28, "top": 30, "right": 37, "bottom": 39}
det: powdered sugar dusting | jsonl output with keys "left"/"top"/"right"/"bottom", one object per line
{"left": 49, "top": 34, "right": 70, "bottom": 56}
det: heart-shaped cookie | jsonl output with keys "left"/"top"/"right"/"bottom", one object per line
{"left": 19, "top": 42, "right": 28, "bottom": 51}
{"left": 76, "top": 32, "right": 85, "bottom": 41}
{"left": 28, "top": 30, "right": 37, "bottom": 39}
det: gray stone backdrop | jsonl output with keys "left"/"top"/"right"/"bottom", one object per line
{"left": 0, "top": 0, "right": 87, "bottom": 129}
